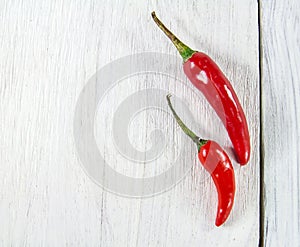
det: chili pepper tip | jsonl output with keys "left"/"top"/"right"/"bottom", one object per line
{"left": 151, "top": 11, "right": 156, "bottom": 18}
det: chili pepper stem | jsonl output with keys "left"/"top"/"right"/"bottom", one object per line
{"left": 166, "top": 94, "right": 207, "bottom": 150}
{"left": 151, "top": 11, "right": 196, "bottom": 62}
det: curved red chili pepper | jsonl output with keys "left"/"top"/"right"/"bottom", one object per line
{"left": 166, "top": 94, "right": 235, "bottom": 226}
{"left": 198, "top": 141, "right": 235, "bottom": 226}
{"left": 152, "top": 12, "right": 250, "bottom": 165}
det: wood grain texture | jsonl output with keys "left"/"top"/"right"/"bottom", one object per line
{"left": 261, "top": 0, "right": 300, "bottom": 246}
{"left": 0, "top": 0, "right": 259, "bottom": 246}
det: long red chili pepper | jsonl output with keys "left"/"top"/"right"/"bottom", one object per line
{"left": 152, "top": 12, "right": 250, "bottom": 165}
{"left": 166, "top": 94, "right": 235, "bottom": 226}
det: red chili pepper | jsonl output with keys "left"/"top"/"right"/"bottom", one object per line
{"left": 166, "top": 94, "right": 235, "bottom": 227}
{"left": 152, "top": 12, "right": 250, "bottom": 165}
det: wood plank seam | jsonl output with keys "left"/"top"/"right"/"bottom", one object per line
{"left": 258, "top": 0, "right": 265, "bottom": 246}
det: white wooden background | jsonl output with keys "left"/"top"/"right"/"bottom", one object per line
{"left": 261, "top": 0, "right": 300, "bottom": 246}
{"left": 0, "top": 0, "right": 298, "bottom": 246}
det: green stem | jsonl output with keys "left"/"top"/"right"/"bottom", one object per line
{"left": 166, "top": 94, "right": 207, "bottom": 150}
{"left": 151, "top": 11, "right": 196, "bottom": 62}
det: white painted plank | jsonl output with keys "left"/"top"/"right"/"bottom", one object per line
{"left": 0, "top": 0, "right": 259, "bottom": 246}
{"left": 261, "top": 0, "right": 300, "bottom": 246}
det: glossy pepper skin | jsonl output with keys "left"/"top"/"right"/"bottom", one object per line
{"left": 184, "top": 53, "right": 250, "bottom": 165}
{"left": 166, "top": 94, "right": 235, "bottom": 227}
{"left": 198, "top": 140, "right": 235, "bottom": 226}
{"left": 152, "top": 12, "right": 250, "bottom": 165}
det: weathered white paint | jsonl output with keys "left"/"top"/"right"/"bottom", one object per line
{"left": 261, "top": 0, "right": 300, "bottom": 246}
{"left": 0, "top": 0, "right": 259, "bottom": 246}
